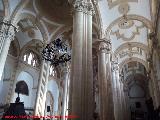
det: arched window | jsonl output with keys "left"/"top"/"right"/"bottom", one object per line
{"left": 49, "top": 65, "right": 57, "bottom": 77}
{"left": 23, "top": 50, "right": 40, "bottom": 67}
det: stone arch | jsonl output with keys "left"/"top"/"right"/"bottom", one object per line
{"left": 105, "top": 14, "right": 153, "bottom": 38}
{"left": 20, "top": 39, "right": 43, "bottom": 57}
{"left": 113, "top": 42, "right": 149, "bottom": 61}
{"left": 10, "top": 0, "right": 29, "bottom": 20}
{"left": 119, "top": 57, "right": 148, "bottom": 72}
{"left": 114, "top": 42, "right": 148, "bottom": 55}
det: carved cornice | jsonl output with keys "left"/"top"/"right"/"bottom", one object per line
{"left": 72, "top": 0, "right": 95, "bottom": 15}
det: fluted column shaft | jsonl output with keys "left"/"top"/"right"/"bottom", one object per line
{"left": 0, "top": 18, "right": 17, "bottom": 80}
{"left": 119, "top": 81, "right": 126, "bottom": 120}
{"left": 111, "top": 62, "right": 124, "bottom": 120}
{"left": 119, "top": 79, "right": 130, "bottom": 120}
{"left": 98, "top": 40, "right": 112, "bottom": 120}
{"left": 69, "top": 1, "right": 95, "bottom": 119}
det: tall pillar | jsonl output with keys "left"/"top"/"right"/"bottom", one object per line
{"left": 119, "top": 79, "right": 130, "bottom": 120}
{"left": 111, "top": 62, "right": 124, "bottom": 120}
{"left": 34, "top": 60, "right": 50, "bottom": 116}
{"left": 69, "top": 0, "right": 95, "bottom": 119}
{"left": 0, "top": 18, "right": 18, "bottom": 80}
{"left": 97, "top": 39, "right": 112, "bottom": 120}
{"left": 61, "top": 65, "right": 70, "bottom": 120}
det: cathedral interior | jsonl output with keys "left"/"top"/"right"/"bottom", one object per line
{"left": 0, "top": 0, "right": 160, "bottom": 120}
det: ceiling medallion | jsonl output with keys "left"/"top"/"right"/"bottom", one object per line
{"left": 118, "top": 3, "right": 129, "bottom": 14}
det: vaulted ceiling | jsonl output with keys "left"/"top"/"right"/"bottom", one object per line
{"left": 97, "top": 0, "right": 153, "bottom": 67}
{"left": 1, "top": 0, "right": 156, "bottom": 71}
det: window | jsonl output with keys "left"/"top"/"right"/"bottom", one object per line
{"left": 23, "top": 50, "right": 40, "bottom": 67}
{"left": 49, "top": 65, "right": 57, "bottom": 77}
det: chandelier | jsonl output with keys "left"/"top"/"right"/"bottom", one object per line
{"left": 42, "top": 38, "right": 71, "bottom": 66}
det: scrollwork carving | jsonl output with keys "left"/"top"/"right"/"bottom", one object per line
{"left": 111, "top": 22, "right": 144, "bottom": 41}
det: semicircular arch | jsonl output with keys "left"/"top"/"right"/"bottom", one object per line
{"left": 105, "top": 14, "right": 153, "bottom": 38}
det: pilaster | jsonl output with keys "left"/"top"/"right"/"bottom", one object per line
{"left": 111, "top": 61, "right": 123, "bottom": 120}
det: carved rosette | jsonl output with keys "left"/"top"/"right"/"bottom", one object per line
{"left": 98, "top": 40, "right": 111, "bottom": 53}
{"left": 72, "top": 0, "right": 95, "bottom": 15}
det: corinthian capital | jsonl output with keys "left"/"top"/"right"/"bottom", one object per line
{"left": 72, "top": 0, "right": 95, "bottom": 15}
{"left": 86, "top": 2, "right": 95, "bottom": 15}
{"left": 73, "top": 0, "right": 85, "bottom": 12}
{"left": 98, "top": 39, "right": 111, "bottom": 53}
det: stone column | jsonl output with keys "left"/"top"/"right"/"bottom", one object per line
{"left": 61, "top": 65, "right": 70, "bottom": 120}
{"left": 112, "top": 62, "right": 126, "bottom": 120}
{"left": 119, "top": 79, "right": 127, "bottom": 120}
{"left": 120, "top": 80, "right": 130, "bottom": 120}
{"left": 34, "top": 60, "right": 50, "bottom": 116}
{"left": 0, "top": 18, "right": 18, "bottom": 80}
{"left": 69, "top": 0, "right": 95, "bottom": 119}
{"left": 97, "top": 39, "right": 112, "bottom": 120}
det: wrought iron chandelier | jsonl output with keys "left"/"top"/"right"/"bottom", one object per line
{"left": 42, "top": 38, "right": 71, "bottom": 66}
